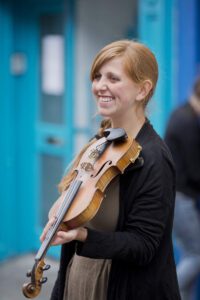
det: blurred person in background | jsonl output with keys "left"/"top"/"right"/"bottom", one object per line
{"left": 165, "top": 77, "right": 200, "bottom": 300}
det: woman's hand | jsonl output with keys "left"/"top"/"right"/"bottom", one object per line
{"left": 40, "top": 217, "right": 88, "bottom": 246}
{"left": 50, "top": 227, "right": 88, "bottom": 245}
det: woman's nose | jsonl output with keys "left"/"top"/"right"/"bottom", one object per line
{"left": 96, "top": 78, "right": 108, "bottom": 91}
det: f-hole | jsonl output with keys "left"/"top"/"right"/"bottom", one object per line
{"left": 91, "top": 160, "right": 112, "bottom": 178}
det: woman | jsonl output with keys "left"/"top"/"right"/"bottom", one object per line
{"left": 41, "top": 40, "right": 181, "bottom": 300}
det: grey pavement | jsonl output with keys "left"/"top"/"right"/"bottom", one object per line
{"left": 0, "top": 254, "right": 59, "bottom": 300}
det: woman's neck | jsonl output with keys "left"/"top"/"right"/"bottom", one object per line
{"left": 111, "top": 110, "right": 146, "bottom": 139}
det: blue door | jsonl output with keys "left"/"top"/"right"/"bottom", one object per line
{"left": 11, "top": 0, "right": 75, "bottom": 258}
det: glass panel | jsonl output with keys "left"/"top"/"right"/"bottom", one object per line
{"left": 41, "top": 94, "right": 64, "bottom": 124}
{"left": 40, "top": 14, "right": 64, "bottom": 124}
{"left": 40, "top": 154, "right": 63, "bottom": 227}
{"left": 42, "top": 35, "right": 64, "bottom": 95}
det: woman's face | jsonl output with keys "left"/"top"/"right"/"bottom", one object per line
{"left": 92, "top": 57, "right": 142, "bottom": 122}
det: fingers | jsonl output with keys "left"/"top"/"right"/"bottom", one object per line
{"left": 40, "top": 216, "right": 57, "bottom": 242}
{"left": 51, "top": 229, "right": 77, "bottom": 246}
{"left": 51, "top": 227, "right": 88, "bottom": 245}
{"left": 40, "top": 220, "right": 88, "bottom": 246}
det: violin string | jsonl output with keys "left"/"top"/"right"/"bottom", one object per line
{"left": 35, "top": 180, "right": 82, "bottom": 260}
{"left": 35, "top": 180, "right": 78, "bottom": 260}
{"left": 45, "top": 180, "right": 80, "bottom": 241}
{"left": 55, "top": 180, "right": 82, "bottom": 222}
{"left": 54, "top": 181, "right": 77, "bottom": 219}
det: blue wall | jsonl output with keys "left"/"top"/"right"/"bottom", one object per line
{"left": 177, "top": 0, "right": 198, "bottom": 104}
{"left": 0, "top": 0, "right": 18, "bottom": 259}
{"left": 138, "top": 0, "right": 175, "bottom": 136}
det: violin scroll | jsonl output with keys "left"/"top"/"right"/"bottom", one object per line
{"left": 22, "top": 259, "right": 50, "bottom": 298}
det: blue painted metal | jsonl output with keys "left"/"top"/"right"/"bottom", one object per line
{"left": 0, "top": 0, "right": 73, "bottom": 260}
{"left": 33, "top": 0, "right": 76, "bottom": 260}
{"left": 0, "top": 0, "right": 18, "bottom": 260}
{"left": 177, "top": 0, "right": 197, "bottom": 104}
{"left": 196, "top": 4, "right": 200, "bottom": 299}
{"left": 36, "top": 123, "right": 69, "bottom": 156}
{"left": 33, "top": 0, "right": 65, "bottom": 245}
{"left": 33, "top": 0, "right": 76, "bottom": 261}
{"left": 196, "top": 0, "right": 200, "bottom": 75}
{"left": 63, "top": 0, "right": 76, "bottom": 167}
{"left": 11, "top": 3, "right": 39, "bottom": 254}
{"left": 138, "top": 0, "right": 175, "bottom": 136}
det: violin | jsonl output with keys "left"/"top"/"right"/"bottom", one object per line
{"left": 22, "top": 128, "right": 142, "bottom": 298}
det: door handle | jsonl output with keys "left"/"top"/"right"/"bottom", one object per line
{"left": 46, "top": 136, "right": 64, "bottom": 146}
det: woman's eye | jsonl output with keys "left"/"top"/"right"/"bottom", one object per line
{"left": 93, "top": 73, "right": 101, "bottom": 80}
{"left": 110, "top": 76, "right": 119, "bottom": 82}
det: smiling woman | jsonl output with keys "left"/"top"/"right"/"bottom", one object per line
{"left": 91, "top": 57, "right": 151, "bottom": 137}
{"left": 90, "top": 40, "right": 158, "bottom": 139}
{"left": 41, "top": 40, "right": 181, "bottom": 300}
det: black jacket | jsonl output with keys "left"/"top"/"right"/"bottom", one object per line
{"left": 165, "top": 102, "right": 200, "bottom": 199}
{"left": 50, "top": 120, "right": 181, "bottom": 300}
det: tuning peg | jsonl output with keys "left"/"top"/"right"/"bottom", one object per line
{"left": 40, "top": 277, "right": 48, "bottom": 284}
{"left": 26, "top": 270, "right": 32, "bottom": 277}
{"left": 43, "top": 264, "right": 51, "bottom": 271}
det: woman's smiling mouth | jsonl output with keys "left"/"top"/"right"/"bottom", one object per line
{"left": 98, "top": 96, "right": 114, "bottom": 103}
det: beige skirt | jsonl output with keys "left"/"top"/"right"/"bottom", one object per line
{"left": 63, "top": 253, "right": 111, "bottom": 300}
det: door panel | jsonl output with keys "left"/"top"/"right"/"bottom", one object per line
{"left": 35, "top": 5, "right": 71, "bottom": 258}
{"left": 14, "top": 0, "right": 75, "bottom": 258}
{"left": 38, "top": 11, "right": 65, "bottom": 233}
{"left": 40, "top": 154, "right": 63, "bottom": 228}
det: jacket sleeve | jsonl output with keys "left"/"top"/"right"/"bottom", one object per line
{"left": 76, "top": 151, "right": 175, "bottom": 266}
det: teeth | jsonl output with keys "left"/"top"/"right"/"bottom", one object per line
{"left": 99, "top": 97, "right": 113, "bottom": 102}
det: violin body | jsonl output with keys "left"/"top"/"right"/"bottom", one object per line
{"left": 22, "top": 128, "right": 141, "bottom": 298}
{"left": 49, "top": 135, "right": 141, "bottom": 230}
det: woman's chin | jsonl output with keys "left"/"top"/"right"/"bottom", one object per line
{"left": 97, "top": 108, "right": 115, "bottom": 119}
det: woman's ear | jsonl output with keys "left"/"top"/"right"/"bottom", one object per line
{"left": 136, "top": 80, "right": 153, "bottom": 101}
